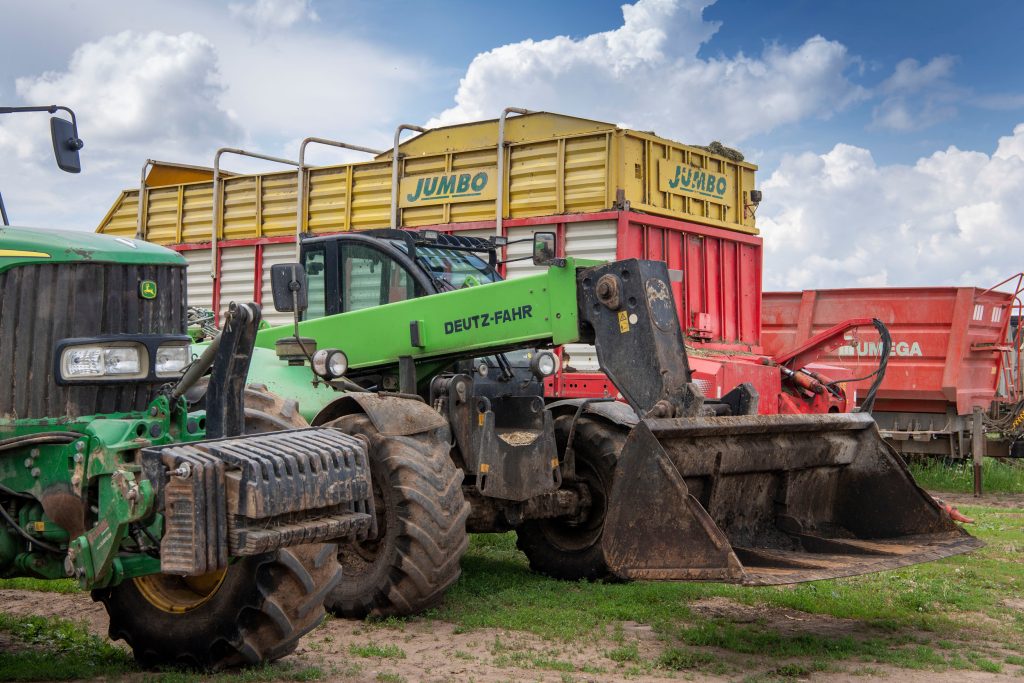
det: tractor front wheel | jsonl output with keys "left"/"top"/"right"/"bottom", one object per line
{"left": 324, "top": 413, "right": 469, "bottom": 618}
{"left": 515, "top": 416, "right": 626, "bottom": 581}
{"left": 94, "top": 381, "right": 335, "bottom": 669}
{"left": 94, "top": 543, "right": 341, "bottom": 669}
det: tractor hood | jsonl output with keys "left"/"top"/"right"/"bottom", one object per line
{"left": 0, "top": 225, "right": 183, "bottom": 272}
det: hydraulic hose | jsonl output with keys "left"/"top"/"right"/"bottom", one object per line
{"left": 0, "top": 432, "right": 80, "bottom": 453}
{"left": 854, "top": 318, "right": 891, "bottom": 414}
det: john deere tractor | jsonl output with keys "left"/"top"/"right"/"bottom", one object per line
{"left": 0, "top": 226, "right": 376, "bottom": 669}
{"left": 236, "top": 228, "right": 981, "bottom": 620}
{"left": 0, "top": 106, "right": 376, "bottom": 670}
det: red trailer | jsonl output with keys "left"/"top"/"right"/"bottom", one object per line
{"left": 533, "top": 210, "right": 852, "bottom": 415}
{"left": 762, "top": 278, "right": 1024, "bottom": 459}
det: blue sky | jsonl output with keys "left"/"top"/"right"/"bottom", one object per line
{"left": 1, "top": 0, "right": 1023, "bottom": 288}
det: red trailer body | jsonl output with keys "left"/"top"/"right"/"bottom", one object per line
{"left": 762, "top": 285, "right": 1021, "bottom": 457}
{"left": 529, "top": 211, "right": 849, "bottom": 415}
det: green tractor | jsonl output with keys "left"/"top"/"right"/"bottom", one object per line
{"left": 0, "top": 226, "right": 376, "bottom": 669}
{"left": 236, "top": 228, "right": 981, "bottom": 619}
{"left": 1, "top": 107, "right": 374, "bottom": 669}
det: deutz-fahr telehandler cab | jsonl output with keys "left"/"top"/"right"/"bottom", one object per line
{"left": 0, "top": 227, "right": 376, "bottom": 669}
{"left": 240, "top": 228, "right": 981, "bottom": 620}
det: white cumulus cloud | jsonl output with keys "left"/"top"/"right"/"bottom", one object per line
{"left": 0, "top": 30, "right": 242, "bottom": 227}
{"left": 759, "top": 123, "right": 1024, "bottom": 290}
{"left": 431, "top": 0, "right": 866, "bottom": 145}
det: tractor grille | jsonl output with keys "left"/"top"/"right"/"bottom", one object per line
{"left": 0, "top": 262, "right": 187, "bottom": 419}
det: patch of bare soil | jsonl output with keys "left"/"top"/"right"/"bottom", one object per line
{"left": 295, "top": 618, "right": 696, "bottom": 683}
{"left": 689, "top": 596, "right": 870, "bottom": 639}
{"left": 1, "top": 590, "right": 1021, "bottom": 681}
{"left": 0, "top": 588, "right": 110, "bottom": 639}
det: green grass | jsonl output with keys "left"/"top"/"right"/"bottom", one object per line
{"left": 1, "top": 500, "right": 1021, "bottom": 680}
{"left": 0, "top": 613, "right": 134, "bottom": 681}
{"left": 0, "top": 578, "right": 79, "bottom": 593}
{"left": 348, "top": 642, "right": 406, "bottom": 659}
{"left": 431, "top": 503, "right": 1024, "bottom": 675}
{"left": 909, "top": 456, "right": 1024, "bottom": 494}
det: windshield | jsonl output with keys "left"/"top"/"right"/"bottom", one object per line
{"left": 391, "top": 241, "right": 501, "bottom": 288}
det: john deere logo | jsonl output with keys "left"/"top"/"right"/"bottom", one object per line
{"left": 139, "top": 280, "right": 157, "bottom": 299}
{"left": 658, "top": 159, "right": 730, "bottom": 201}
{"left": 399, "top": 167, "right": 498, "bottom": 208}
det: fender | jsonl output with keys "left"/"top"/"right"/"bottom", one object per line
{"left": 312, "top": 392, "right": 448, "bottom": 436}
{"left": 546, "top": 398, "right": 638, "bottom": 428}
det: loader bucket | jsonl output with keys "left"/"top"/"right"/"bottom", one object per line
{"left": 602, "top": 412, "right": 982, "bottom": 584}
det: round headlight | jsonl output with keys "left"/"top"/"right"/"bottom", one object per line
{"left": 530, "top": 350, "right": 559, "bottom": 379}
{"left": 312, "top": 348, "right": 348, "bottom": 379}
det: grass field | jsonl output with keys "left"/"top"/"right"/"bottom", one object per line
{"left": 0, "top": 497, "right": 1021, "bottom": 681}
{"left": 909, "top": 456, "right": 1024, "bottom": 494}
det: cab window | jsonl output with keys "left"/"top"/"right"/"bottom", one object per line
{"left": 340, "top": 244, "right": 420, "bottom": 312}
{"left": 302, "top": 246, "right": 328, "bottom": 320}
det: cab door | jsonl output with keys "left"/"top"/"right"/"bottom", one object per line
{"left": 338, "top": 241, "right": 423, "bottom": 313}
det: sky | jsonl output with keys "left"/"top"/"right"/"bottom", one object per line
{"left": 1, "top": 0, "right": 1023, "bottom": 290}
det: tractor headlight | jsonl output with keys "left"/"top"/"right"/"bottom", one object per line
{"left": 60, "top": 343, "right": 145, "bottom": 380}
{"left": 312, "top": 348, "right": 348, "bottom": 379}
{"left": 529, "top": 350, "right": 559, "bottom": 379}
{"left": 155, "top": 343, "right": 190, "bottom": 378}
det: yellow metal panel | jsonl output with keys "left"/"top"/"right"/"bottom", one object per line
{"left": 144, "top": 186, "right": 181, "bottom": 244}
{"left": 222, "top": 176, "right": 258, "bottom": 240}
{"left": 146, "top": 163, "right": 215, "bottom": 187}
{"left": 96, "top": 190, "right": 139, "bottom": 237}
{"left": 563, "top": 134, "right": 609, "bottom": 213}
{"left": 307, "top": 166, "right": 349, "bottom": 233}
{"left": 508, "top": 140, "right": 559, "bottom": 217}
{"left": 622, "top": 130, "right": 758, "bottom": 234}
{"left": 348, "top": 162, "right": 391, "bottom": 231}
{"left": 261, "top": 170, "right": 299, "bottom": 237}
{"left": 181, "top": 183, "right": 214, "bottom": 243}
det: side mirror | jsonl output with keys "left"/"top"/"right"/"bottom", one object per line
{"left": 533, "top": 231, "right": 562, "bottom": 267}
{"left": 270, "top": 263, "right": 308, "bottom": 313}
{"left": 50, "top": 116, "right": 83, "bottom": 173}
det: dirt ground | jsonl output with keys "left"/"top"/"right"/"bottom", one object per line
{"left": 1, "top": 589, "right": 1020, "bottom": 682}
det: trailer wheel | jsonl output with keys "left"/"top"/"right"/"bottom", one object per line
{"left": 324, "top": 413, "right": 469, "bottom": 618}
{"left": 93, "top": 383, "right": 336, "bottom": 669}
{"left": 516, "top": 416, "right": 626, "bottom": 581}
{"left": 95, "top": 543, "right": 341, "bottom": 669}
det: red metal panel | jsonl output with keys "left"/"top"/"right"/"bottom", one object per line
{"left": 253, "top": 243, "right": 264, "bottom": 305}
{"left": 762, "top": 286, "right": 1015, "bottom": 415}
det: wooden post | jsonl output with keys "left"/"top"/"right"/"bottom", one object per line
{"left": 972, "top": 406, "right": 984, "bottom": 497}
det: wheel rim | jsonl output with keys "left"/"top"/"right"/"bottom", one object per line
{"left": 134, "top": 569, "right": 228, "bottom": 614}
{"left": 536, "top": 455, "right": 609, "bottom": 552}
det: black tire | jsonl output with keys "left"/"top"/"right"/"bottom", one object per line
{"left": 324, "top": 413, "right": 469, "bottom": 618}
{"left": 93, "top": 382, "right": 333, "bottom": 669}
{"left": 515, "top": 416, "right": 626, "bottom": 581}
{"left": 184, "top": 379, "right": 308, "bottom": 432}
{"left": 95, "top": 543, "right": 342, "bottom": 669}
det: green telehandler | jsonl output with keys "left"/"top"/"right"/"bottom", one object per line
{"left": 0, "top": 227, "right": 377, "bottom": 669}
{"left": 235, "top": 228, "right": 981, "bottom": 619}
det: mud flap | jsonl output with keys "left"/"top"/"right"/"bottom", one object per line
{"left": 601, "top": 413, "right": 983, "bottom": 584}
